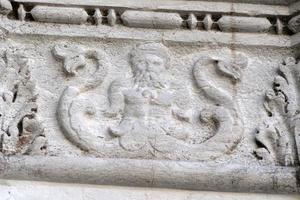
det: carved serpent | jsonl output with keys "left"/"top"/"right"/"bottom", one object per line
{"left": 193, "top": 56, "right": 246, "bottom": 158}
{"left": 150, "top": 55, "right": 247, "bottom": 160}
{"left": 54, "top": 45, "right": 109, "bottom": 152}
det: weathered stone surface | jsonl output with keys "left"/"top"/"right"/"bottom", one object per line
{"left": 107, "top": 9, "right": 117, "bottom": 26}
{"left": 290, "top": 1, "right": 300, "bottom": 14}
{"left": 203, "top": 14, "right": 213, "bottom": 30}
{"left": 187, "top": 13, "right": 197, "bottom": 30}
{"left": 276, "top": 18, "right": 284, "bottom": 34}
{"left": 31, "top": 6, "right": 89, "bottom": 24}
{"left": 11, "top": 0, "right": 291, "bottom": 17}
{"left": 121, "top": 10, "right": 183, "bottom": 29}
{"left": 18, "top": 4, "right": 26, "bottom": 21}
{"left": 93, "top": 8, "right": 102, "bottom": 25}
{"left": 288, "top": 15, "right": 300, "bottom": 33}
{"left": 0, "top": 0, "right": 298, "bottom": 196}
{"left": 0, "top": 180, "right": 298, "bottom": 200}
{"left": 218, "top": 16, "right": 272, "bottom": 33}
{"left": 0, "top": 0, "right": 11, "bottom": 15}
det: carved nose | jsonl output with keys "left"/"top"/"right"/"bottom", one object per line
{"left": 145, "top": 63, "right": 152, "bottom": 71}
{"left": 146, "top": 63, "right": 155, "bottom": 70}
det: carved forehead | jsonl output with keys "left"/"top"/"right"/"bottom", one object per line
{"left": 142, "top": 54, "right": 164, "bottom": 62}
{"left": 129, "top": 42, "right": 170, "bottom": 66}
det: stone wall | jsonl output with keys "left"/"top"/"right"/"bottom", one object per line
{"left": 0, "top": 0, "right": 299, "bottom": 198}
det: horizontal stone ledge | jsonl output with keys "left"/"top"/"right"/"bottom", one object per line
{"left": 11, "top": 0, "right": 297, "bottom": 6}
{"left": 0, "top": 156, "right": 298, "bottom": 194}
{"left": 187, "top": 0, "right": 296, "bottom": 6}
{"left": 0, "top": 17, "right": 291, "bottom": 47}
{"left": 11, "top": 6, "right": 290, "bottom": 34}
{"left": 11, "top": 0, "right": 290, "bottom": 17}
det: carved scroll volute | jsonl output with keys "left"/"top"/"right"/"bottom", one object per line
{"left": 255, "top": 57, "right": 300, "bottom": 166}
{"left": 0, "top": 50, "right": 46, "bottom": 155}
{"left": 53, "top": 44, "right": 109, "bottom": 152}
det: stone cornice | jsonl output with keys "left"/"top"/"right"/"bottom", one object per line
{"left": 0, "top": 0, "right": 297, "bottom": 47}
{"left": 10, "top": 0, "right": 298, "bottom": 6}
{"left": 0, "top": 16, "right": 291, "bottom": 47}
{"left": 11, "top": 0, "right": 290, "bottom": 16}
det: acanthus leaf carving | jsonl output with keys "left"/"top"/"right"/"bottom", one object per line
{"left": 255, "top": 57, "right": 300, "bottom": 166}
{"left": 0, "top": 49, "right": 46, "bottom": 155}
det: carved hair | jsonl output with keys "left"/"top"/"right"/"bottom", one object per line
{"left": 129, "top": 42, "right": 170, "bottom": 70}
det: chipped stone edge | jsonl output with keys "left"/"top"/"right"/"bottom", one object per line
{"left": 0, "top": 155, "right": 298, "bottom": 194}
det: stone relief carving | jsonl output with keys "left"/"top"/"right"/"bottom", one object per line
{"left": 0, "top": 49, "right": 46, "bottom": 155}
{"left": 53, "top": 44, "right": 109, "bottom": 152}
{"left": 0, "top": 0, "right": 298, "bottom": 194}
{"left": 254, "top": 57, "right": 300, "bottom": 166}
{"left": 54, "top": 42, "right": 248, "bottom": 161}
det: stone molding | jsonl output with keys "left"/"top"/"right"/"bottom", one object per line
{"left": 0, "top": 0, "right": 295, "bottom": 47}
{"left": 0, "top": 0, "right": 296, "bottom": 47}
{"left": 0, "top": 156, "right": 298, "bottom": 194}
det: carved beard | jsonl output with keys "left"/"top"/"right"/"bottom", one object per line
{"left": 133, "top": 70, "right": 167, "bottom": 89}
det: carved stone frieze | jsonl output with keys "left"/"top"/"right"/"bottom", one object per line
{"left": 0, "top": 0, "right": 298, "bottom": 195}
{"left": 53, "top": 42, "right": 248, "bottom": 161}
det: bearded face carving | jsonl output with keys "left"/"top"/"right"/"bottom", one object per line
{"left": 129, "top": 42, "right": 170, "bottom": 89}
{"left": 106, "top": 43, "right": 191, "bottom": 151}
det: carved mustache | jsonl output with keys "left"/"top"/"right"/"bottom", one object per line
{"left": 134, "top": 70, "right": 166, "bottom": 88}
